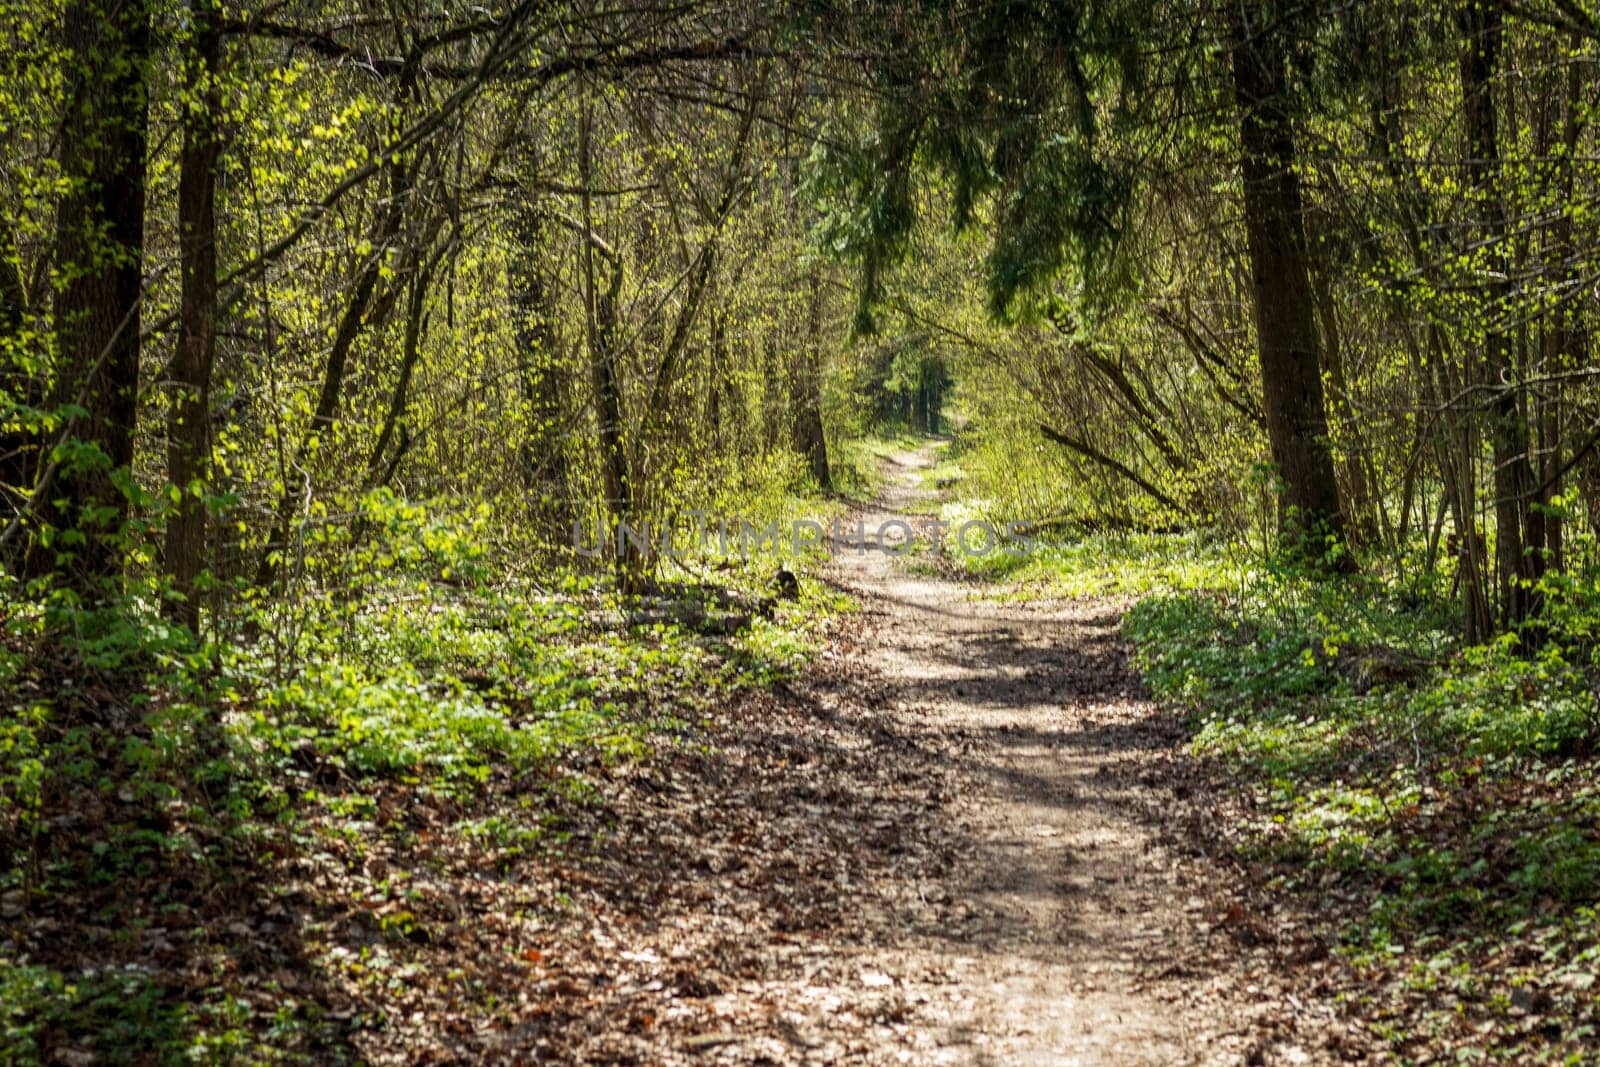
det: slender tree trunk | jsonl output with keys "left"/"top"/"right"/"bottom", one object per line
{"left": 251, "top": 163, "right": 422, "bottom": 589}
{"left": 164, "top": 0, "right": 221, "bottom": 630}
{"left": 1459, "top": 0, "right": 1538, "bottom": 630}
{"left": 33, "top": 0, "right": 151, "bottom": 590}
{"left": 252, "top": 230, "right": 393, "bottom": 588}
{"left": 592, "top": 258, "right": 631, "bottom": 578}
{"left": 1306, "top": 214, "right": 1379, "bottom": 545}
{"left": 250, "top": 67, "right": 435, "bottom": 590}
{"left": 578, "top": 99, "right": 637, "bottom": 588}
{"left": 792, "top": 273, "right": 831, "bottom": 491}
{"left": 1229, "top": 1, "right": 1348, "bottom": 561}
{"left": 365, "top": 255, "right": 438, "bottom": 489}
{"left": 508, "top": 209, "right": 571, "bottom": 535}
{"left": 1544, "top": 43, "right": 1587, "bottom": 575}
{"left": 0, "top": 220, "right": 40, "bottom": 557}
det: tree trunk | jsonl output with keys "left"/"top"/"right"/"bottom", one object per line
{"left": 578, "top": 99, "right": 638, "bottom": 588}
{"left": 1541, "top": 42, "right": 1587, "bottom": 576}
{"left": 508, "top": 210, "right": 571, "bottom": 536}
{"left": 592, "top": 257, "right": 631, "bottom": 578}
{"left": 1307, "top": 212, "right": 1379, "bottom": 545}
{"left": 164, "top": 0, "right": 221, "bottom": 630}
{"left": 791, "top": 273, "right": 832, "bottom": 490}
{"left": 1459, "top": 0, "right": 1538, "bottom": 630}
{"left": 365, "top": 254, "right": 438, "bottom": 489}
{"left": 0, "top": 220, "right": 41, "bottom": 559}
{"left": 33, "top": 0, "right": 151, "bottom": 590}
{"left": 251, "top": 159, "right": 423, "bottom": 589}
{"left": 1229, "top": 1, "right": 1348, "bottom": 560}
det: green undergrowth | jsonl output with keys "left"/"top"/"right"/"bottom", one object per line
{"left": 916, "top": 440, "right": 1247, "bottom": 593}
{"left": 956, "top": 526, "right": 1246, "bottom": 595}
{"left": 0, "top": 491, "right": 847, "bottom": 1063}
{"left": 1122, "top": 569, "right": 1600, "bottom": 1060}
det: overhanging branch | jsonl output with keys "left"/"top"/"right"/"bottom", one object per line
{"left": 1038, "top": 423, "right": 1185, "bottom": 513}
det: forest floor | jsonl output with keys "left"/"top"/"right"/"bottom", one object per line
{"left": 11, "top": 447, "right": 1595, "bottom": 1064}
{"left": 5, "top": 444, "right": 1388, "bottom": 1065}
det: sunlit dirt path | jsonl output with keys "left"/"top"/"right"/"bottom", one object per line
{"left": 799, "top": 443, "right": 1263, "bottom": 1065}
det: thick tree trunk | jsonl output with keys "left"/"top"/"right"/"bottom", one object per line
{"left": 33, "top": 0, "right": 151, "bottom": 590}
{"left": 164, "top": 0, "right": 221, "bottom": 630}
{"left": 1229, "top": 2, "right": 1348, "bottom": 560}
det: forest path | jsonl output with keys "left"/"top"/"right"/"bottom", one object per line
{"left": 802, "top": 441, "right": 1261, "bottom": 1065}
{"left": 512, "top": 441, "right": 1320, "bottom": 1065}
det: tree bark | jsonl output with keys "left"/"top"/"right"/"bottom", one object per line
{"left": 365, "top": 253, "right": 440, "bottom": 489}
{"left": 792, "top": 273, "right": 832, "bottom": 491}
{"left": 0, "top": 220, "right": 41, "bottom": 556}
{"left": 508, "top": 208, "right": 572, "bottom": 536}
{"left": 1459, "top": 0, "right": 1539, "bottom": 630}
{"left": 1229, "top": 1, "right": 1348, "bottom": 561}
{"left": 33, "top": 0, "right": 152, "bottom": 590}
{"left": 164, "top": 0, "right": 222, "bottom": 630}
{"left": 578, "top": 100, "right": 638, "bottom": 588}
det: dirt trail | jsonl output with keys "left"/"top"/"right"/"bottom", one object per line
{"left": 805, "top": 443, "right": 1258, "bottom": 1065}
{"left": 468, "top": 443, "right": 1317, "bottom": 1065}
